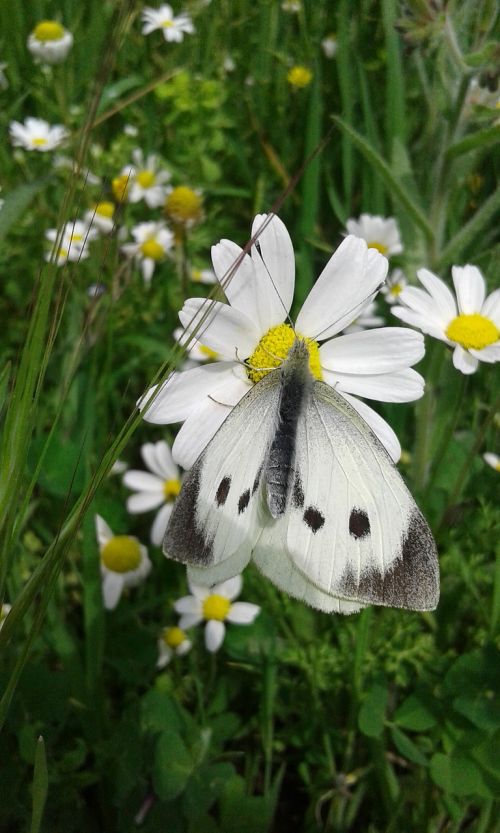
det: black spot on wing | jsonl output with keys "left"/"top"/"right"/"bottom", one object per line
{"left": 337, "top": 509, "right": 439, "bottom": 611}
{"left": 252, "top": 465, "right": 262, "bottom": 495}
{"left": 303, "top": 506, "right": 325, "bottom": 533}
{"left": 163, "top": 462, "right": 214, "bottom": 566}
{"left": 216, "top": 476, "right": 231, "bottom": 506}
{"left": 292, "top": 472, "right": 304, "bottom": 509}
{"left": 238, "top": 489, "right": 251, "bottom": 514}
{"left": 349, "top": 508, "right": 370, "bottom": 539}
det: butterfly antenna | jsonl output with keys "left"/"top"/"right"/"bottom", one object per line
{"left": 311, "top": 277, "right": 386, "bottom": 342}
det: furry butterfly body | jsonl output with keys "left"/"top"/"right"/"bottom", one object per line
{"left": 164, "top": 339, "right": 439, "bottom": 614}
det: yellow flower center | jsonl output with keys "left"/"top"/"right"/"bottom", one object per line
{"left": 140, "top": 238, "right": 165, "bottom": 260}
{"left": 367, "top": 241, "right": 388, "bottom": 255}
{"left": 246, "top": 323, "right": 322, "bottom": 384}
{"left": 161, "top": 19, "right": 174, "bottom": 28}
{"left": 33, "top": 21, "right": 65, "bottom": 41}
{"left": 71, "top": 232, "right": 83, "bottom": 242}
{"left": 32, "top": 137, "right": 48, "bottom": 146}
{"left": 287, "top": 66, "right": 313, "bottom": 88}
{"left": 95, "top": 201, "right": 114, "bottom": 218}
{"left": 199, "top": 344, "right": 219, "bottom": 360}
{"left": 112, "top": 174, "right": 130, "bottom": 202}
{"left": 202, "top": 594, "right": 231, "bottom": 621}
{"left": 164, "top": 186, "right": 203, "bottom": 225}
{"left": 101, "top": 536, "right": 141, "bottom": 573}
{"left": 136, "top": 169, "right": 156, "bottom": 188}
{"left": 389, "top": 282, "right": 402, "bottom": 297}
{"left": 445, "top": 313, "right": 499, "bottom": 351}
{"left": 191, "top": 268, "right": 202, "bottom": 282}
{"left": 58, "top": 247, "right": 68, "bottom": 259}
{"left": 163, "top": 478, "right": 181, "bottom": 500}
{"left": 162, "top": 626, "right": 186, "bottom": 648}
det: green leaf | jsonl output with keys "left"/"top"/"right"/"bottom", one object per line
{"left": 446, "top": 126, "right": 500, "bottom": 160}
{"left": 0, "top": 181, "right": 46, "bottom": 241}
{"left": 153, "top": 730, "right": 195, "bottom": 801}
{"left": 438, "top": 186, "right": 500, "bottom": 267}
{"left": 30, "top": 736, "right": 48, "bottom": 833}
{"left": 29, "top": 432, "right": 87, "bottom": 498}
{"left": 219, "top": 775, "right": 275, "bottom": 833}
{"left": 390, "top": 727, "right": 428, "bottom": 767}
{"left": 358, "top": 682, "right": 388, "bottom": 738}
{"left": 394, "top": 694, "right": 437, "bottom": 731}
{"left": 182, "top": 762, "right": 235, "bottom": 819}
{"left": 141, "top": 689, "right": 184, "bottom": 735}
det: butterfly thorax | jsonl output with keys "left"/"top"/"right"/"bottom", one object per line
{"left": 265, "top": 340, "right": 314, "bottom": 519}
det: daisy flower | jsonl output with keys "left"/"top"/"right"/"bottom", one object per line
{"left": 174, "top": 575, "right": 260, "bottom": 653}
{"left": 123, "top": 149, "right": 171, "bottom": 208}
{"left": 345, "top": 214, "right": 403, "bottom": 256}
{"left": 190, "top": 266, "right": 217, "bottom": 285}
{"left": 322, "top": 35, "right": 338, "bottom": 59}
{"left": 392, "top": 265, "right": 500, "bottom": 375}
{"left": 95, "top": 515, "right": 151, "bottom": 610}
{"left": 84, "top": 202, "right": 116, "bottom": 234}
{"left": 9, "top": 117, "right": 69, "bottom": 152}
{"left": 164, "top": 186, "right": 204, "bottom": 229}
{"left": 343, "top": 300, "right": 385, "bottom": 334}
{"left": 140, "top": 215, "right": 425, "bottom": 465}
{"left": 282, "top": 0, "right": 301, "bottom": 12}
{"left": 45, "top": 220, "right": 97, "bottom": 265}
{"left": 483, "top": 452, "right": 500, "bottom": 472}
{"left": 141, "top": 4, "right": 195, "bottom": 42}
{"left": 27, "top": 20, "right": 73, "bottom": 64}
{"left": 121, "top": 221, "right": 174, "bottom": 284}
{"left": 382, "top": 269, "right": 408, "bottom": 305}
{"left": 157, "top": 626, "right": 192, "bottom": 668}
{"left": 123, "top": 440, "right": 183, "bottom": 546}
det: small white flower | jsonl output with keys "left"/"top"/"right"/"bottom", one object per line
{"left": 123, "top": 440, "right": 183, "bottom": 546}
{"left": 345, "top": 214, "right": 403, "bottom": 256}
{"left": 392, "top": 265, "right": 500, "bottom": 375}
{"left": 0, "top": 62, "right": 8, "bottom": 90}
{"left": 109, "top": 459, "right": 128, "bottom": 476}
{"left": 124, "top": 123, "right": 139, "bottom": 137}
{"left": 382, "top": 269, "right": 408, "bottom": 305}
{"left": 123, "top": 149, "right": 171, "bottom": 208}
{"left": 174, "top": 575, "right": 260, "bottom": 653}
{"left": 9, "top": 117, "right": 69, "bottom": 152}
{"left": 87, "top": 283, "right": 107, "bottom": 299}
{"left": 282, "top": 0, "right": 301, "bottom": 12}
{"left": 121, "top": 221, "right": 174, "bottom": 284}
{"left": 223, "top": 55, "right": 235, "bottom": 73}
{"left": 190, "top": 266, "right": 217, "bottom": 285}
{"left": 95, "top": 515, "right": 151, "bottom": 610}
{"left": 27, "top": 20, "right": 73, "bottom": 65}
{"left": 173, "top": 327, "right": 221, "bottom": 363}
{"left": 140, "top": 215, "right": 425, "bottom": 465}
{"left": 483, "top": 452, "right": 500, "bottom": 472}
{"left": 45, "top": 220, "right": 97, "bottom": 265}
{"left": 343, "top": 300, "right": 385, "bottom": 334}
{"left": 321, "top": 35, "right": 338, "bottom": 59}
{"left": 156, "top": 626, "right": 192, "bottom": 668}
{"left": 141, "top": 4, "right": 195, "bottom": 42}
{"left": 84, "top": 202, "right": 116, "bottom": 234}
{"left": 0, "top": 603, "right": 12, "bottom": 630}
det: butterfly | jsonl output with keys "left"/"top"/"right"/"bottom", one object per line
{"left": 163, "top": 334, "right": 439, "bottom": 615}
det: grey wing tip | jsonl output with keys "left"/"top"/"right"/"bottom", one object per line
{"left": 162, "top": 462, "right": 214, "bottom": 567}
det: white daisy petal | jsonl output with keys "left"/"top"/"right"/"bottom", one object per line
{"left": 216, "top": 574, "right": 242, "bottom": 601}
{"left": 102, "top": 572, "right": 124, "bottom": 610}
{"left": 205, "top": 620, "right": 225, "bottom": 652}
{"left": 325, "top": 367, "right": 424, "bottom": 403}
{"left": 416, "top": 268, "right": 458, "bottom": 321}
{"left": 483, "top": 452, "right": 500, "bottom": 470}
{"left": 179, "top": 298, "right": 258, "bottom": 359}
{"left": 211, "top": 240, "right": 261, "bottom": 321}
{"left": 250, "top": 214, "right": 295, "bottom": 327}
{"left": 140, "top": 363, "right": 238, "bottom": 424}
{"left": 452, "top": 265, "right": 486, "bottom": 314}
{"left": 391, "top": 305, "right": 452, "bottom": 343}
{"left": 174, "top": 596, "right": 201, "bottom": 615}
{"left": 320, "top": 328, "right": 424, "bottom": 374}
{"left": 178, "top": 612, "right": 203, "bottom": 629}
{"left": 141, "top": 442, "right": 169, "bottom": 478}
{"left": 296, "top": 236, "right": 387, "bottom": 340}
{"left": 150, "top": 502, "right": 173, "bottom": 546}
{"left": 187, "top": 580, "right": 209, "bottom": 599}
{"left": 95, "top": 515, "right": 113, "bottom": 548}
{"left": 123, "top": 470, "right": 164, "bottom": 492}
{"left": 452, "top": 345, "right": 479, "bottom": 374}
{"left": 156, "top": 642, "right": 173, "bottom": 668}
{"left": 481, "top": 288, "right": 500, "bottom": 327}
{"left": 176, "top": 639, "right": 192, "bottom": 656}
{"left": 126, "top": 491, "right": 165, "bottom": 513}
{"left": 152, "top": 440, "right": 178, "bottom": 480}
{"left": 226, "top": 602, "right": 260, "bottom": 624}
{"left": 470, "top": 344, "right": 500, "bottom": 363}
{"left": 341, "top": 393, "right": 401, "bottom": 462}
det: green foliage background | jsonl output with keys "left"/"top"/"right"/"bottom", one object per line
{"left": 0, "top": 0, "right": 499, "bottom": 831}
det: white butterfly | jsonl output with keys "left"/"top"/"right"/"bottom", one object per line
{"left": 163, "top": 337, "right": 439, "bottom": 615}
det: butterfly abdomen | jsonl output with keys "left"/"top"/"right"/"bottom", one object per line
{"left": 265, "top": 341, "right": 313, "bottom": 519}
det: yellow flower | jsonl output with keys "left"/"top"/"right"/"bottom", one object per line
{"left": 287, "top": 66, "right": 313, "bottom": 89}
{"left": 164, "top": 186, "right": 203, "bottom": 227}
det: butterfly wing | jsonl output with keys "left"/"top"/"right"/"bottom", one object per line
{"left": 253, "top": 380, "right": 439, "bottom": 612}
{"left": 164, "top": 369, "right": 281, "bottom": 585}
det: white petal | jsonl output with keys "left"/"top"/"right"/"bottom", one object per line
{"left": 452, "top": 265, "right": 485, "bottom": 314}
{"left": 139, "top": 362, "right": 238, "bottom": 424}
{"left": 250, "top": 214, "right": 295, "bottom": 328}
{"left": 215, "top": 574, "right": 242, "bottom": 601}
{"left": 174, "top": 596, "right": 202, "bottom": 615}
{"left": 126, "top": 491, "right": 165, "bottom": 513}
{"left": 150, "top": 503, "right": 173, "bottom": 546}
{"left": 187, "top": 579, "right": 209, "bottom": 599}
{"left": 178, "top": 612, "right": 203, "bottom": 629}
{"left": 226, "top": 602, "right": 260, "bottom": 624}
{"left": 469, "top": 343, "right": 500, "bottom": 363}
{"left": 142, "top": 258, "right": 155, "bottom": 284}
{"left": 156, "top": 642, "right": 173, "bottom": 668}
{"left": 295, "top": 236, "right": 387, "bottom": 340}
{"left": 320, "top": 328, "right": 424, "bottom": 374}
{"left": 123, "top": 470, "right": 164, "bottom": 492}
{"left": 152, "top": 440, "right": 178, "bottom": 479}
{"left": 95, "top": 514, "right": 113, "bottom": 548}
{"left": 324, "top": 367, "right": 424, "bottom": 403}
{"left": 176, "top": 640, "right": 192, "bottom": 656}
{"left": 452, "top": 345, "right": 479, "bottom": 375}
{"left": 390, "top": 305, "right": 451, "bottom": 343}
{"left": 417, "top": 268, "right": 457, "bottom": 321}
{"left": 212, "top": 240, "right": 262, "bottom": 323}
{"left": 179, "top": 298, "right": 259, "bottom": 359}
{"left": 102, "top": 572, "right": 124, "bottom": 610}
{"left": 341, "top": 392, "right": 401, "bottom": 462}
{"left": 481, "top": 289, "right": 500, "bottom": 328}
{"left": 205, "top": 620, "right": 225, "bottom": 652}
{"left": 483, "top": 452, "right": 500, "bottom": 470}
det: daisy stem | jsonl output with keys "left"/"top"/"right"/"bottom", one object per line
{"left": 413, "top": 343, "right": 443, "bottom": 493}
{"left": 174, "top": 228, "right": 189, "bottom": 299}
